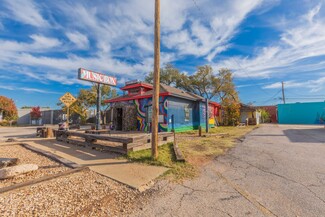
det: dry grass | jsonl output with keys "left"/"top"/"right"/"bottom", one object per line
{"left": 178, "top": 126, "right": 257, "bottom": 166}
{"left": 127, "top": 126, "right": 257, "bottom": 181}
{"left": 127, "top": 143, "right": 197, "bottom": 181}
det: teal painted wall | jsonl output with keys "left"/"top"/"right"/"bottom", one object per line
{"left": 278, "top": 102, "right": 325, "bottom": 124}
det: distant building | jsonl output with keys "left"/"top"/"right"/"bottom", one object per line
{"left": 17, "top": 108, "right": 72, "bottom": 125}
{"left": 278, "top": 102, "right": 325, "bottom": 125}
{"left": 105, "top": 81, "right": 220, "bottom": 132}
{"left": 256, "top": 105, "right": 278, "bottom": 123}
{"left": 239, "top": 104, "right": 261, "bottom": 125}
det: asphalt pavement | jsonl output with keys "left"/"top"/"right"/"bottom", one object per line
{"left": 134, "top": 124, "right": 325, "bottom": 217}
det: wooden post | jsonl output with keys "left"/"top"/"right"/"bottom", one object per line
{"left": 66, "top": 106, "right": 70, "bottom": 130}
{"left": 281, "top": 81, "right": 285, "bottom": 104}
{"left": 199, "top": 126, "right": 202, "bottom": 137}
{"left": 151, "top": 0, "right": 160, "bottom": 159}
{"left": 96, "top": 84, "right": 101, "bottom": 130}
{"left": 206, "top": 99, "right": 209, "bottom": 133}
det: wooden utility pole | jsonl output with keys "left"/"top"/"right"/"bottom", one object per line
{"left": 96, "top": 84, "right": 101, "bottom": 130}
{"left": 281, "top": 81, "right": 286, "bottom": 104}
{"left": 151, "top": 0, "right": 160, "bottom": 159}
{"left": 205, "top": 99, "right": 209, "bottom": 133}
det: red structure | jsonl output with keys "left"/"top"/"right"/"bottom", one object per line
{"left": 258, "top": 105, "right": 278, "bottom": 123}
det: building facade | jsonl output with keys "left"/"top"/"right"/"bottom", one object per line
{"left": 278, "top": 102, "right": 325, "bottom": 125}
{"left": 240, "top": 104, "right": 261, "bottom": 125}
{"left": 105, "top": 81, "right": 220, "bottom": 132}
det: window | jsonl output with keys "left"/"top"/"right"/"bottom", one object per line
{"left": 184, "top": 105, "right": 190, "bottom": 121}
{"left": 147, "top": 107, "right": 152, "bottom": 122}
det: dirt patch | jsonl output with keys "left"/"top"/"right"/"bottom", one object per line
{"left": 0, "top": 145, "right": 69, "bottom": 188}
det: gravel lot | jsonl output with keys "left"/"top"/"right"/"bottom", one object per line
{"left": 0, "top": 145, "right": 69, "bottom": 188}
{"left": 0, "top": 170, "right": 142, "bottom": 216}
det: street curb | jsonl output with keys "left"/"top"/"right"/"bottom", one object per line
{"left": 21, "top": 143, "right": 82, "bottom": 169}
{"left": 0, "top": 167, "right": 89, "bottom": 194}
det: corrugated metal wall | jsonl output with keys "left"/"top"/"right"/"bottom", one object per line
{"left": 278, "top": 102, "right": 325, "bottom": 124}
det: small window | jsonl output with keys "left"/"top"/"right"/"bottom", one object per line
{"left": 147, "top": 107, "right": 152, "bottom": 122}
{"left": 184, "top": 106, "right": 190, "bottom": 121}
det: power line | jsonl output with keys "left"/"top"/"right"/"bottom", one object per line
{"left": 285, "top": 90, "right": 325, "bottom": 97}
{"left": 261, "top": 90, "right": 282, "bottom": 104}
{"left": 285, "top": 97, "right": 325, "bottom": 99}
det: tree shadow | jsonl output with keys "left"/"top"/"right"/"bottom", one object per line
{"left": 283, "top": 128, "right": 325, "bottom": 143}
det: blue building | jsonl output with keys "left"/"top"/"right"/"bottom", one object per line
{"left": 278, "top": 102, "right": 325, "bottom": 125}
{"left": 105, "top": 81, "right": 220, "bottom": 132}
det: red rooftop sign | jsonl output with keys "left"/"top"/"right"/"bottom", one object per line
{"left": 78, "top": 68, "right": 117, "bottom": 86}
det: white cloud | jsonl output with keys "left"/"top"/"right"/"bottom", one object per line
{"left": 0, "top": 35, "right": 61, "bottom": 53}
{"left": 3, "top": 0, "right": 48, "bottom": 27}
{"left": 0, "top": 85, "right": 61, "bottom": 94}
{"left": 0, "top": 0, "right": 277, "bottom": 86}
{"left": 215, "top": 4, "right": 325, "bottom": 81}
{"left": 163, "top": 0, "right": 264, "bottom": 60}
{"left": 136, "top": 37, "right": 153, "bottom": 54}
{"left": 66, "top": 32, "right": 89, "bottom": 49}
{"left": 29, "top": 34, "right": 61, "bottom": 49}
{"left": 264, "top": 77, "right": 325, "bottom": 93}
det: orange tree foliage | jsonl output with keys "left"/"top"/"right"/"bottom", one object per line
{"left": 221, "top": 94, "right": 241, "bottom": 126}
{"left": 30, "top": 106, "right": 42, "bottom": 120}
{"left": 0, "top": 96, "right": 18, "bottom": 121}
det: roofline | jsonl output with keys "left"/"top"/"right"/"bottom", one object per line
{"left": 209, "top": 101, "right": 221, "bottom": 107}
{"left": 105, "top": 91, "right": 220, "bottom": 105}
{"left": 104, "top": 92, "right": 171, "bottom": 103}
{"left": 168, "top": 93, "right": 203, "bottom": 102}
{"left": 120, "top": 83, "right": 153, "bottom": 90}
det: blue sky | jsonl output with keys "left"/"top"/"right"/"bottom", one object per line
{"left": 0, "top": 0, "right": 325, "bottom": 108}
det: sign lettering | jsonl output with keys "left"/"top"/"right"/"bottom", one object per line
{"left": 78, "top": 68, "right": 117, "bottom": 86}
{"left": 60, "top": 92, "right": 77, "bottom": 107}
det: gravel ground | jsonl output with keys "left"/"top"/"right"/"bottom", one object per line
{"left": 0, "top": 145, "right": 69, "bottom": 188}
{"left": 0, "top": 170, "right": 142, "bottom": 216}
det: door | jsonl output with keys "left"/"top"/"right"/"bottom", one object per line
{"left": 116, "top": 108, "right": 123, "bottom": 130}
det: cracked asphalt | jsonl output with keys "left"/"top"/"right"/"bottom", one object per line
{"left": 133, "top": 124, "right": 325, "bottom": 217}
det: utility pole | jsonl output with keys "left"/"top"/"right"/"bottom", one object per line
{"left": 205, "top": 99, "right": 209, "bottom": 133}
{"left": 96, "top": 84, "right": 101, "bottom": 130}
{"left": 281, "top": 81, "right": 286, "bottom": 104}
{"left": 151, "top": 0, "right": 160, "bottom": 159}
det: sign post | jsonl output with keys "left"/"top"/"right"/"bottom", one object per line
{"left": 59, "top": 92, "right": 77, "bottom": 129}
{"left": 78, "top": 68, "right": 117, "bottom": 130}
{"left": 96, "top": 84, "right": 101, "bottom": 130}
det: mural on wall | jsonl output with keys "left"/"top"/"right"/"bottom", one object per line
{"left": 158, "top": 98, "right": 168, "bottom": 131}
{"left": 200, "top": 102, "right": 206, "bottom": 127}
{"left": 134, "top": 96, "right": 168, "bottom": 132}
{"left": 209, "top": 105, "right": 215, "bottom": 126}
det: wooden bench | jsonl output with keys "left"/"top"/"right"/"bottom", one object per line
{"left": 85, "top": 129, "right": 110, "bottom": 134}
{"left": 54, "top": 130, "right": 174, "bottom": 154}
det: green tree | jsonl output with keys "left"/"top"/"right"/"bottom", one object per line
{"left": 58, "top": 85, "right": 118, "bottom": 124}
{"left": 215, "top": 68, "right": 239, "bottom": 102}
{"left": 144, "top": 65, "right": 241, "bottom": 126}
{"left": 188, "top": 65, "right": 217, "bottom": 99}
{"left": 145, "top": 63, "right": 184, "bottom": 86}
{"left": 260, "top": 109, "right": 270, "bottom": 123}
{"left": 221, "top": 97, "right": 241, "bottom": 126}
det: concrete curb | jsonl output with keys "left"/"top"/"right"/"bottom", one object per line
{"left": 0, "top": 142, "right": 21, "bottom": 146}
{"left": 0, "top": 167, "right": 89, "bottom": 194}
{"left": 21, "top": 143, "right": 82, "bottom": 169}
